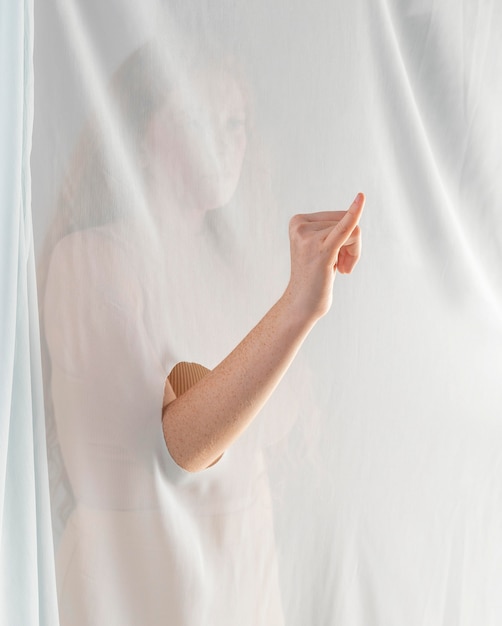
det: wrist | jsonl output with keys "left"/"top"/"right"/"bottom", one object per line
{"left": 278, "top": 285, "right": 321, "bottom": 332}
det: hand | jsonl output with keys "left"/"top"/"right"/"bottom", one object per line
{"left": 285, "top": 192, "right": 364, "bottom": 321}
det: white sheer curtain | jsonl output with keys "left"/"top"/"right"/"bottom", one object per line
{"left": 0, "top": 0, "right": 59, "bottom": 624}
{"left": 27, "top": 0, "right": 502, "bottom": 624}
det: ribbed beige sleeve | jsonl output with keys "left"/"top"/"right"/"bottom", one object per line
{"left": 167, "top": 361, "right": 211, "bottom": 397}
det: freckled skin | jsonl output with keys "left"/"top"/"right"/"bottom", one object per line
{"left": 162, "top": 194, "right": 365, "bottom": 472}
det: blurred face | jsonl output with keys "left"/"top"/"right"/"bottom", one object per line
{"left": 145, "top": 66, "right": 247, "bottom": 212}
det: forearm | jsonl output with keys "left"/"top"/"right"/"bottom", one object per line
{"left": 162, "top": 288, "right": 316, "bottom": 472}
{"left": 162, "top": 193, "right": 365, "bottom": 473}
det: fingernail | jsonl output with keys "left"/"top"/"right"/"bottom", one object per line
{"left": 354, "top": 192, "right": 363, "bottom": 203}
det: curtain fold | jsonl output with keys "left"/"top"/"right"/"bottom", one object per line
{"left": 0, "top": 0, "right": 59, "bottom": 623}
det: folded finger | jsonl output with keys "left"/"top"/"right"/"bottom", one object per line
{"left": 337, "top": 240, "right": 362, "bottom": 273}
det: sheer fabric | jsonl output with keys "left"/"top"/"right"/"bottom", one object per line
{"left": 0, "top": 1, "right": 58, "bottom": 624}
{"left": 32, "top": 1, "right": 502, "bottom": 624}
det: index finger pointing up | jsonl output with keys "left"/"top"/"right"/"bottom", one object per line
{"left": 325, "top": 192, "right": 365, "bottom": 259}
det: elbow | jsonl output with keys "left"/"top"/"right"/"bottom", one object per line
{"left": 162, "top": 425, "right": 200, "bottom": 473}
{"left": 162, "top": 411, "right": 223, "bottom": 474}
{"left": 168, "top": 446, "right": 223, "bottom": 474}
{"left": 170, "top": 450, "right": 205, "bottom": 474}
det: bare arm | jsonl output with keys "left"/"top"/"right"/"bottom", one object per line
{"left": 162, "top": 193, "right": 365, "bottom": 472}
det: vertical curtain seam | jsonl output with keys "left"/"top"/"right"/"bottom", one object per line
{"left": 23, "top": 0, "right": 34, "bottom": 258}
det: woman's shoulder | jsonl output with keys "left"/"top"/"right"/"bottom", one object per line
{"left": 46, "top": 222, "right": 143, "bottom": 309}
{"left": 50, "top": 222, "right": 136, "bottom": 266}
